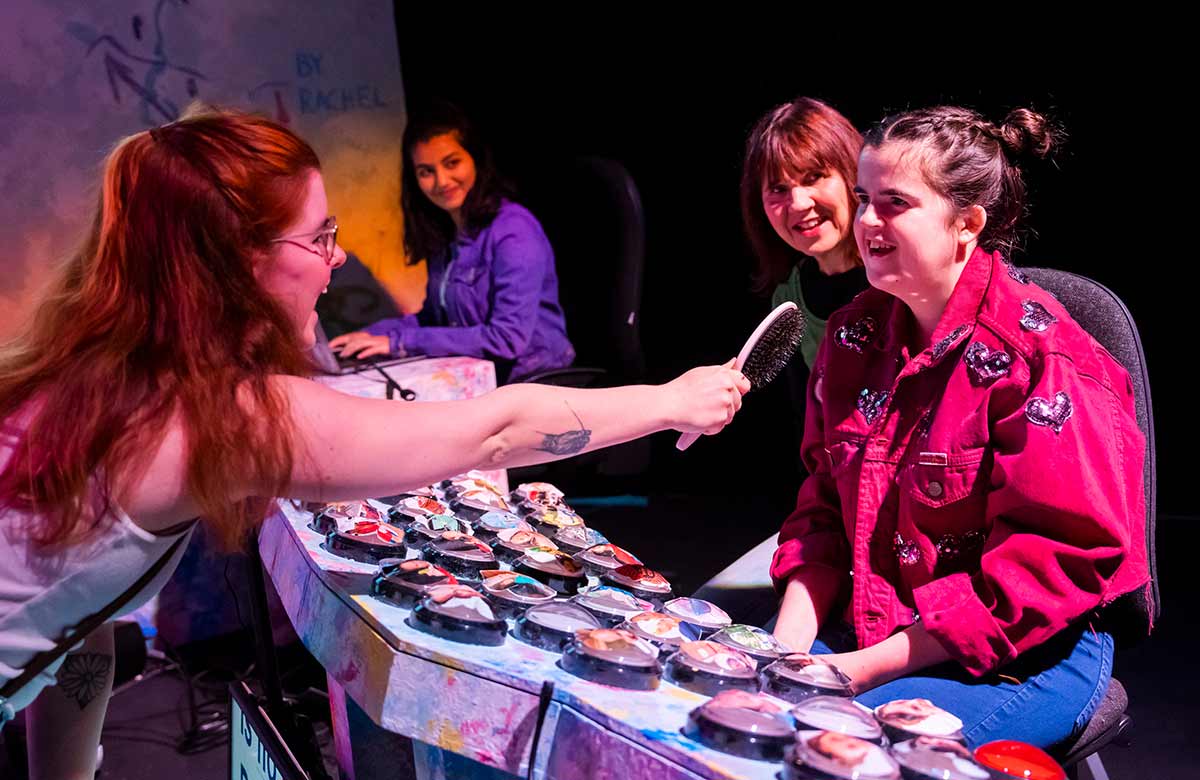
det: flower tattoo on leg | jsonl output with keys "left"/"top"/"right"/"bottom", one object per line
{"left": 56, "top": 652, "right": 112, "bottom": 710}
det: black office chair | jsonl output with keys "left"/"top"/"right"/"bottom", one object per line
{"left": 521, "top": 156, "right": 647, "bottom": 387}
{"left": 1023, "top": 267, "right": 1158, "bottom": 778}
{"left": 511, "top": 156, "right": 651, "bottom": 490}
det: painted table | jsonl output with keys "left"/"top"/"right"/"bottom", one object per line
{"left": 260, "top": 502, "right": 782, "bottom": 780}
{"left": 259, "top": 359, "right": 783, "bottom": 779}
{"left": 314, "top": 356, "right": 500, "bottom": 403}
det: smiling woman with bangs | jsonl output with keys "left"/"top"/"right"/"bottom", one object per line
{"left": 742, "top": 97, "right": 869, "bottom": 376}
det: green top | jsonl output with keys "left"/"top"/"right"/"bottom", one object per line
{"left": 772, "top": 265, "right": 824, "bottom": 370}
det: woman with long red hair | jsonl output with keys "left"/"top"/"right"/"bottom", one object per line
{"left": 0, "top": 107, "right": 748, "bottom": 778}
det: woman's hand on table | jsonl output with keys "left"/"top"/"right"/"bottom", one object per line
{"left": 329, "top": 331, "right": 391, "bottom": 359}
{"left": 819, "top": 625, "right": 954, "bottom": 695}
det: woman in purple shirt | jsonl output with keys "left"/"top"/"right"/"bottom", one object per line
{"left": 332, "top": 102, "right": 575, "bottom": 382}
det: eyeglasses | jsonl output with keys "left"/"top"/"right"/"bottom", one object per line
{"left": 270, "top": 217, "right": 340, "bottom": 265}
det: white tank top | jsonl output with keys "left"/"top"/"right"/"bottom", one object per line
{"left": 0, "top": 437, "right": 194, "bottom": 714}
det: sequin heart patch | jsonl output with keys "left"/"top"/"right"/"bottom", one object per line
{"left": 1026, "top": 391, "right": 1073, "bottom": 433}
{"left": 857, "top": 388, "right": 890, "bottom": 424}
{"left": 835, "top": 316, "right": 878, "bottom": 353}
{"left": 963, "top": 342, "right": 1012, "bottom": 384}
{"left": 1020, "top": 300, "right": 1057, "bottom": 332}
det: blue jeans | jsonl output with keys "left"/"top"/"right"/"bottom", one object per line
{"left": 692, "top": 534, "right": 1114, "bottom": 750}
{"left": 810, "top": 622, "right": 1112, "bottom": 750}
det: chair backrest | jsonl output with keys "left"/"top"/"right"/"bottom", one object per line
{"left": 1024, "top": 267, "right": 1159, "bottom": 640}
{"left": 522, "top": 156, "right": 647, "bottom": 382}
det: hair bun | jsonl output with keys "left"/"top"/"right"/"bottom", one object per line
{"left": 997, "top": 108, "right": 1059, "bottom": 160}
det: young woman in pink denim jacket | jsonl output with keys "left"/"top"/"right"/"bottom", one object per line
{"left": 768, "top": 106, "right": 1149, "bottom": 749}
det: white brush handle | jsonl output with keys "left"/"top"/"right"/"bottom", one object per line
{"left": 675, "top": 353, "right": 743, "bottom": 451}
{"left": 674, "top": 301, "right": 798, "bottom": 452}
{"left": 675, "top": 354, "right": 743, "bottom": 450}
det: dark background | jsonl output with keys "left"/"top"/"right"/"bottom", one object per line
{"left": 392, "top": 22, "right": 1190, "bottom": 516}
{"left": 385, "top": 24, "right": 1198, "bottom": 775}
{"left": 19, "top": 20, "right": 1189, "bottom": 780}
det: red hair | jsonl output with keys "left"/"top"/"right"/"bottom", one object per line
{"left": 740, "top": 97, "right": 863, "bottom": 293}
{"left": 0, "top": 106, "right": 320, "bottom": 550}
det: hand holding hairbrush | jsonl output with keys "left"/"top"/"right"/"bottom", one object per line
{"left": 676, "top": 302, "right": 805, "bottom": 451}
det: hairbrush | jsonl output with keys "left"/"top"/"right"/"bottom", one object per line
{"left": 676, "top": 301, "right": 804, "bottom": 451}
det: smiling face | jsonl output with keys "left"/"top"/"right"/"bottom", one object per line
{"left": 256, "top": 169, "right": 346, "bottom": 348}
{"left": 411, "top": 132, "right": 477, "bottom": 223}
{"left": 852, "top": 141, "right": 989, "bottom": 339}
{"left": 762, "top": 166, "right": 855, "bottom": 266}
{"left": 853, "top": 142, "right": 970, "bottom": 302}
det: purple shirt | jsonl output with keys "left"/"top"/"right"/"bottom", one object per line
{"left": 365, "top": 202, "right": 575, "bottom": 382}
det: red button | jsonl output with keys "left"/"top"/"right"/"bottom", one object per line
{"left": 974, "top": 740, "right": 1065, "bottom": 780}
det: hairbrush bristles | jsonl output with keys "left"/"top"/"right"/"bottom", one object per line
{"left": 674, "top": 301, "right": 806, "bottom": 451}
{"left": 740, "top": 306, "right": 804, "bottom": 391}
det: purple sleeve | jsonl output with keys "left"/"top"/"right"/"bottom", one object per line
{"left": 364, "top": 314, "right": 421, "bottom": 356}
{"left": 403, "top": 212, "right": 549, "bottom": 360}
